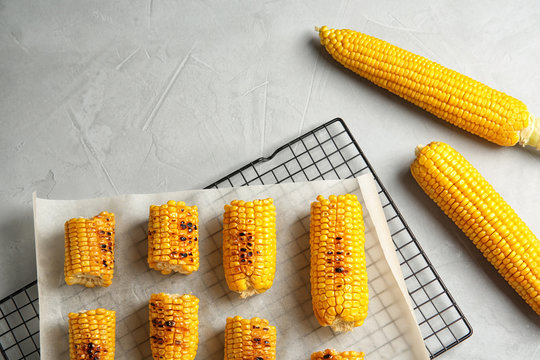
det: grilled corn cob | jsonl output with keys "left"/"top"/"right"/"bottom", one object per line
{"left": 311, "top": 349, "right": 365, "bottom": 360}
{"left": 68, "top": 308, "right": 116, "bottom": 360}
{"left": 310, "top": 194, "right": 368, "bottom": 332}
{"left": 316, "top": 26, "right": 540, "bottom": 149}
{"left": 411, "top": 142, "right": 540, "bottom": 314}
{"left": 64, "top": 212, "right": 115, "bottom": 287}
{"left": 224, "top": 316, "right": 276, "bottom": 360}
{"left": 223, "top": 198, "right": 276, "bottom": 298}
{"left": 149, "top": 293, "right": 199, "bottom": 360}
{"left": 148, "top": 201, "right": 199, "bottom": 275}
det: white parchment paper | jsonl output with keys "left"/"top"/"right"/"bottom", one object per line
{"left": 34, "top": 175, "right": 429, "bottom": 359}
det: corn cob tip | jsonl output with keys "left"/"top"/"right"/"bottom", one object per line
{"left": 315, "top": 26, "right": 329, "bottom": 34}
{"left": 414, "top": 144, "right": 426, "bottom": 157}
{"left": 330, "top": 316, "right": 355, "bottom": 333}
{"left": 239, "top": 279, "right": 258, "bottom": 298}
{"left": 521, "top": 116, "right": 540, "bottom": 149}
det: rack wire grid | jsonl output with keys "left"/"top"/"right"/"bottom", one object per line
{"left": 0, "top": 118, "right": 471, "bottom": 359}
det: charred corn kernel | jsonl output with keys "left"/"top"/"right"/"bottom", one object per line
{"left": 148, "top": 201, "right": 199, "bottom": 275}
{"left": 149, "top": 293, "right": 199, "bottom": 360}
{"left": 310, "top": 194, "right": 368, "bottom": 332}
{"left": 64, "top": 212, "right": 115, "bottom": 288}
{"left": 316, "top": 26, "right": 540, "bottom": 149}
{"left": 223, "top": 198, "right": 276, "bottom": 298}
{"left": 68, "top": 308, "right": 115, "bottom": 360}
{"left": 311, "top": 349, "right": 365, "bottom": 360}
{"left": 411, "top": 142, "right": 540, "bottom": 314}
{"left": 224, "top": 316, "right": 276, "bottom": 360}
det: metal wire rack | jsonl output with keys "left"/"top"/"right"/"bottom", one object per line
{"left": 0, "top": 118, "right": 471, "bottom": 359}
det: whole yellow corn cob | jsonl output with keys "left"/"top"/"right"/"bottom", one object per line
{"left": 148, "top": 200, "right": 199, "bottom": 275}
{"left": 310, "top": 194, "right": 368, "bottom": 332}
{"left": 68, "top": 308, "right": 116, "bottom": 360}
{"left": 223, "top": 198, "right": 276, "bottom": 298}
{"left": 224, "top": 316, "right": 276, "bottom": 360}
{"left": 411, "top": 142, "right": 540, "bottom": 314}
{"left": 311, "top": 349, "right": 365, "bottom": 360}
{"left": 149, "top": 293, "right": 199, "bottom": 360}
{"left": 64, "top": 212, "right": 115, "bottom": 287}
{"left": 316, "top": 26, "right": 540, "bottom": 149}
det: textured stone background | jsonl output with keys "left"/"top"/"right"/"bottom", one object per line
{"left": 1, "top": 1, "right": 540, "bottom": 358}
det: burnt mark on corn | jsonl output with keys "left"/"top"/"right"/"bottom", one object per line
{"left": 80, "top": 342, "right": 102, "bottom": 359}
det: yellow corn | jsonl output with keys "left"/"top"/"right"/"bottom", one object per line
{"left": 316, "top": 26, "right": 540, "bottom": 149}
{"left": 411, "top": 142, "right": 540, "bottom": 314}
{"left": 310, "top": 194, "right": 368, "bottom": 332}
{"left": 64, "top": 212, "right": 115, "bottom": 287}
{"left": 224, "top": 316, "right": 276, "bottom": 359}
{"left": 311, "top": 349, "right": 365, "bottom": 360}
{"left": 149, "top": 293, "right": 199, "bottom": 360}
{"left": 148, "top": 201, "right": 199, "bottom": 275}
{"left": 68, "top": 308, "right": 116, "bottom": 360}
{"left": 223, "top": 198, "right": 276, "bottom": 298}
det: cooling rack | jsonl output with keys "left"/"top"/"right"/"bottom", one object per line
{"left": 0, "top": 118, "right": 471, "bottom": 359}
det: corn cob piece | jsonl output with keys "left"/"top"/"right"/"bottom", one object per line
{"left": 224, "top": 316, "right": 276, "bottom": 360}
{"left": 64, "top": 212, "right": 115, "bottom": 288}
{"left": 411, "top": 142, "right": 540, "bottom": 314}
{"left": 68, "top": 308, "right": 116, "bottom": 360}
{"left": 310, "top": 194, "right": 368, "bottom": 332}
{"left": 149, "top": 293, "right": 199, "bottom": 360}
{"left": 148, "top": 200, "right": 199, "bottom": 275}
{"left": 316, "top": 26, "right": 540, "bottom": 149}
{"left": 311, "top": 349, "right": 365, "bottom": 360}
{"left": 223, "top": 198, "right": 276, "bottom": 298}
